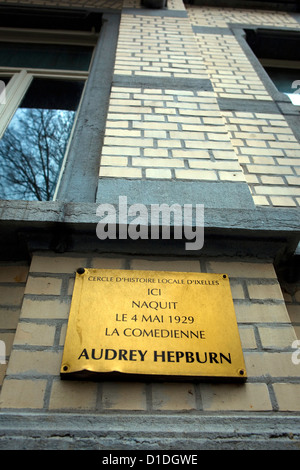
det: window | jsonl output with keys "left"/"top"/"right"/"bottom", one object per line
{"left": 246, "top": 29, "right": 300, "bottom": 106}
{"left": 0, "top": 27, "right": 97, "bottom": 201}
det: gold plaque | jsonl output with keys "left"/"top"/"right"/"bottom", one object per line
{"left": 61, "top": 269, "right": 247, "bottom": 381}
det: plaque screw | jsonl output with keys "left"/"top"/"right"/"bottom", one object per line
{"left": 77, "top": 267, "right": 85, "bottom": 275}
{"left": 238, "top": 369, "right": 245, "bottom": 376}
{"left": 63, "top": 365, "right": 69, "bottom": 372}
{"left": 223, "top": 274, "right": 227, "bottom": 279}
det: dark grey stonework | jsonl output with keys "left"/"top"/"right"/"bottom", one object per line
{"left": 122, "top": 8, "right": 188, "bottom": 17}
{"left": 113, "top": 74, "right": 213, "bottom": 91}
{"left": 0, "top": 412, "right": 299, "bottom": 450}
{"left": 56, "top": 14, "right": 121, "bottom": 204}
{"left": 0, "top": 200, "right": 298, "bottom": 264}
{"left": 96, "top": 179, "right": 255, "bottom": 210}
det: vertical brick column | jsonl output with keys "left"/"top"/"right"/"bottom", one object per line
{"left": 96, "top": 0, "right": 254, "bottom": 209}
{"left": 188, "top": 4, "right": 300, "bottom": 208}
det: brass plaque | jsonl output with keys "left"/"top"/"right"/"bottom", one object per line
{"left": 61, "top": 269, "right": 247, "bottom": 381}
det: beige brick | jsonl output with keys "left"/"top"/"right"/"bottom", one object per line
{"left": 102, "top": 382, "right": 147, "bottom": 410}
{"left": 105, "top": 128, "right": 141, "bottom": 137}
{"left": 106, "top": 121, "right": 129, "bottom": 128}
{"left": 219, "top": 171, "right": 245, "bottom": 181}
{"left": 175, "top": 169, "right": 218, "bottom": 180}
{"left": 170, "top": 131, "right": 205, "bottom": 140}
{"left": 100, "top": 167, "right": 142, "bottom": 178}
{"left": 0, "top": 379, "right": 47, "bottom": 409}
{"left": 49, "top": 380, "right": 98, "bottom": 410}
{"left": 247, "top": 165, "right": 293, "bottom": 175}
{"left": 241, "top": 148, "right": 284, "bottom": 156}
{"left": 146, "top": 168, "right": 172, "bottom": 179}
{"left": 104, "top": 137, "right": 153, "bottom": 147}
{"left": 247, "top": 283, "right": 284, "bottom": 301}
{"left": 189, "top": 160, "right": 241, "bottom": 170}
{"left": 101, "top": 146, "right": 140, "bottom": 156}
{"left": 25, "top": 277, "right": 62, "bottom": 295}
{"left": 158, "top": 139, "right": 181, "bottom": 148}
{"left": 108, "top": 106, "right": 152, "bottom": 114}
{"left": 21, "top": 299, "right": 70, "bottom": 319}
{"left": 260, "top": 176, "right": 285, "bottom": 185}
{"left": 270, "top": 196, "right": 297, "bottom": 207}
{"left": 286, "top": 176, "right": 300, "bottom": 185}
{"left": 230, "top": 283, "right": 245, "bottom": 299}
{"left": 132, "top": 157, "right": 184, "bottom": 168}
{"left": 239, "top": 327, "right": 257, "bottom": 349}
{"left": 30, "top": 256, "right": 87, "bottom": 274}
{"left": 207, "top": 261, "right": 276, "bottom": 278}
{"left": 273, "top": 384, "right": 300, "bottom": 411}
{"left": 101, "top": 156, "right": 128, "bottom": 166}
{"left": 212, "top": 150, "right": 237, "bottom": 160}
{"left": 235, "top": 303, "right": 290, "bottom": 323}
{"left": 244, "top": 174, "right": 259, "bottom": 184}
{"left": 6, "top": 350, "right": 62, "bottom": 376}
{"left": 172, "top": 149, "right": 210, "bottom": 159}
{"left": 152, "top": 383, "right": 196, "bottom": 410}
{"left": 14, "top": 322, "right": 56, "bottom": 346}
{"left": 200, "top": 383, "right": 272, "bottom": 411}
{"left": 257, "top": 186, "right": 300, "bottom": 196}
{"left": 144, "top": 130, "right": 167, "bottom": 138}
{"left": 185, "top": 140, "right": 232, "bottom": 150}
{"left": 59, "top": 323, "right": 67, "bottom": 346}
{"left": 144, "top": 148, "right": 169, "bottom": 157}
{"left": 245, "top": 352, "right": 300, "bottom": 378}
{"left": 253, "top": 195, "right": 269, "bottom": 206}
{"left": 107, "top": 113, "right": 142, "bottom": 121}
{"left": 258, "top": 326, "right": 297, "bottom": 349}
{"left": 130, "top": 259, "right": 200, "bottom": 272}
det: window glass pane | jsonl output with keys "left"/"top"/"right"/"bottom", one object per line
{"left": 0, "top": 42, "right": 93, "bottom": 71}
{"left": 0, "top": 78, "right": 85, "bottom": 201}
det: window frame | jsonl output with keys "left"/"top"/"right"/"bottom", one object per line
{"left": 0, "top": 27, "right": 98, "bottom": 200}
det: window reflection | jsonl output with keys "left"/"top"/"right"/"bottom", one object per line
{"left": 0, "top": 78, "right": 84, "bottom": 201}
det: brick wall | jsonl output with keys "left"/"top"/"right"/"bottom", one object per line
{"left": 0, "top": 253, "right": 299, "bottom": 413}
{"left": 101, "top": 88, "right": 245, "bottom": 182}
{"left": 3, "top": 0, "right": 299, "bottom": 207}
{"left": 94, "top": 1, "right": 300, "bottom": 208}
{"left": 0, "top": 0, "right": 299, "bottom": 440}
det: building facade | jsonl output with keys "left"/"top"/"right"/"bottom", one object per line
{"left": 0, "top": 0, "right": 299, "bottom": 450}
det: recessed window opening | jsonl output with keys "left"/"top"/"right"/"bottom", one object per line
{"left": 0, "top": 78, "right": 85, "bottom": 201}
{"left": 0, "top": 26, "right": 97, "bottom": 201}
{"left": 245, "top": 29, "right": 300, "bottom": 106}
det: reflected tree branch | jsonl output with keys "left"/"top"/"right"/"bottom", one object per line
{"left": 0, "top": 107, "right": 75, "bottom": 201}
